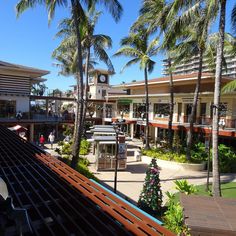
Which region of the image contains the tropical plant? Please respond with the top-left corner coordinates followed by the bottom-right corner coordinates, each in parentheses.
top-left (164, 191), bottom-right (189, 235)
top-left (114, 27), bottom-right (158, 149)
top-left (16, 0), bottom-right (123, 169)
top-left (174, 179), bottom-right (198, 195)
top-left (133, 0), bottom-right (176, 150)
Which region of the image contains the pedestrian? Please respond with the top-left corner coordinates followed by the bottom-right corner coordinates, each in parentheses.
top-left (48, 132), bottom-right (55, 149)
top-left (39, 135), bottom-right (45, 147)
top-left (16, 111), bottom-right (22, 120)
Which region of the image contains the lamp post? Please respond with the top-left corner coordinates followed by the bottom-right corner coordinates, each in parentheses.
top-left (113, 125), bottom-right (119, 193)
top-left (205, 128), bottom-right (212, 191)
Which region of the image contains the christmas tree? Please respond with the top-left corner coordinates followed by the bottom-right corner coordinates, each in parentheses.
top-left (138, 158), bottom-right (162, 216)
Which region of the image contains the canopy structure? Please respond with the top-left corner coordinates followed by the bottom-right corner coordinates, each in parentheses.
top-left (0, 125), bottom-right (174, 236)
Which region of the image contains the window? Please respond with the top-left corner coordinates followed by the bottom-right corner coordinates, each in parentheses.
top-left (200, 103), bottom-right (207, 116)
top-left (102, 89), bottom-right (106, 98)
top-left (117, 104), bottom-right (130, 117)
top-left (153, 103), bottom-right (170, 118)
top-left (219, 103), bottom-right (227, 117)
top-left (0, 100), bottom-right (16, 118)
top-left (133, 103), bottom-right (145, 118)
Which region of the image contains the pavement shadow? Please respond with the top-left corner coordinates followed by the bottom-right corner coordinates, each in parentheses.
top-left (126, 163), bottom-right (148, 174)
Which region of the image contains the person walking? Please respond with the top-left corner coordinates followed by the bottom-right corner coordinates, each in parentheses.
top-left (48, 132), bottom-right (55, 149)
top-left (16, 111), bottom-right (22, 120)
top-left (39, 135), bottom-right (45, 147)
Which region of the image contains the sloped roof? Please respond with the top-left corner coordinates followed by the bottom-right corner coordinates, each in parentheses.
top-left (0, 60), bottom-right (49, 77)
top-left (114, 72), bottom-right (235, 88)
top-left (0, 125), bottom-right (174, 236)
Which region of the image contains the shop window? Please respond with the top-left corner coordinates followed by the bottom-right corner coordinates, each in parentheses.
top-left (154, 103), bottom-right (170, 118)
top-left (133, 103), bottom-right (145, 118)
top-left (0, 100), bottom-right (16, 118)
top-left (117, 104), bottom-right (130, 117)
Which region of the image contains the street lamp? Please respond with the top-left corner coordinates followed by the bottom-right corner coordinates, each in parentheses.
top-left (113, 125), bottom-right (119, 193)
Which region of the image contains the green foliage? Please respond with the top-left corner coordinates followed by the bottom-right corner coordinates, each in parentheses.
top-left (142, 148), bottom-right (191, 163)
top-left (59, 157), bottom-right (97, 180)
top-left (217, 144), bottom-right (236, 173)
top-left (55, 139), bottom-right (91, 157)
top-left (164, 194), bottom-right (189, 235)
top-left (174, 180), bottom-right (198, 195)
top-left (138, 159), bottom-right (162, 216)
top-left (63, 125), bottom-right (73, 137)
top-left (142, 142), bottom-right (209, 164)
top-left (80, 139), bottom-right (91, 155)
top-left (191, 142), bottom-right (208, 163)
top-left (57, 141), bottom-right (65, 146)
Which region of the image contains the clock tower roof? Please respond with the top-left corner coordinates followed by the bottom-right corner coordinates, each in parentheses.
top-left (88, 68), bottom-right (115, 75)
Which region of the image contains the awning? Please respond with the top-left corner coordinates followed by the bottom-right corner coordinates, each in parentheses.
top-left (117, 99), bottom-right (132, 105)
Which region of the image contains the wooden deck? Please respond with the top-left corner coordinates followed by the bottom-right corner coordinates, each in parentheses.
top-left (180, 194), bottom-right (236, 236)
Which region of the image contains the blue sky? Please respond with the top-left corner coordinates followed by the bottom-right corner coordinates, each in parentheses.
top-left (0, 1), bottom-right (235, 91)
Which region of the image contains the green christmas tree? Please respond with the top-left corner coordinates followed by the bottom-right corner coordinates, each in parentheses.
top-left (138, 158), bottom-right (162, 216)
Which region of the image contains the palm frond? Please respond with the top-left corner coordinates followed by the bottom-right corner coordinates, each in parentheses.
top-left (120, 58), bottom-right (140, 73)
top-left (221, 80), bottom-right (236, 94)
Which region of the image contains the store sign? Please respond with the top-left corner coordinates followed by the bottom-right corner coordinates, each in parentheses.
top-left (118, 99), bottom-right (132, 105)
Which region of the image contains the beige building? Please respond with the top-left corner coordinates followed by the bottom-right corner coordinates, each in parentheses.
top-left (105, 72), bottom-right (236, 145)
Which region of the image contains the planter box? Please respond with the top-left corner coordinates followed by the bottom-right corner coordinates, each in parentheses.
top-left (142, 156), bottom-right (206, 171)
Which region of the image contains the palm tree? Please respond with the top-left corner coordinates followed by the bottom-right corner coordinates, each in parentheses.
top-left (133, 0), bottom-right (176, 150)
top-left (80, 10), bottom-right (114, 132)
top-left (114, 28), bottom-right (158, 149)
top-left (171, 5), bottom-right (217, 160)
top-left (209, 0), bottom-right (226, 197)
top-left (53, 12), bottom-right (114, 135)
top-left (16, 0), bottom-right (123, 169)
top-left (221, 33), bottom-right (236, 93)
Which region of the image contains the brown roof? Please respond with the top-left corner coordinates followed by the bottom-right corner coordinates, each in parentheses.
top-left (115, 72), bottom-right (235, 88)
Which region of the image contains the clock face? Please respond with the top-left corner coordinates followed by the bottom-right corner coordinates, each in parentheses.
top-left (99, 74), bottom-right (107, 83)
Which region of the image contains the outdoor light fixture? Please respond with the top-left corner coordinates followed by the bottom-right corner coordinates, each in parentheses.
top-left (113, 125), bottom-right (120, 194)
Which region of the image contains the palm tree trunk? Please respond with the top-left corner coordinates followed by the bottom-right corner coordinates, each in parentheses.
top-left (186, 48), bottom-right (203, 161)
top-left (71, 0), bottom-right (84, 169)
top-left (212, 0), bottom-right (226, 197)
top-left (82, 46), bottom-right (91, 135)
top-left (144, 67), bottom-right (150, 150)
top-left (167, 57), bottom-right (174, 150)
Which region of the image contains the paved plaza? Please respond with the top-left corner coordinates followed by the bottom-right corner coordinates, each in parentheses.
top-left (44, 140), bottom-right (236, 204)
top-left (85, 139), bottom-right (236, 203)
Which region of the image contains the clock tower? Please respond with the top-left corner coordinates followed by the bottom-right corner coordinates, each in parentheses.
top-left (88, 69), bottom-right (113, 100)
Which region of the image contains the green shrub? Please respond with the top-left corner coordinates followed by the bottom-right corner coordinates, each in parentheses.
top-left (164, 192), bottom-right (189, 235)
top-left (142, 148), bottom-right (196, 163)
top-left (80, 139), bottom-right (91, 155)
top-left (174, 180), bottom-right (198, 195)
top-left (191, 142), bottom-right (207, 163)
top-left (217, 144), bottom-right (236, 173)
top-left (59, 157), bottom-right (97, 180)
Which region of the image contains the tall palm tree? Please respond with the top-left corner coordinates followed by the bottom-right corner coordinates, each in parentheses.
top-left (54, 12), bottom-right (114, 134)
top-left (172, 4), bottom-right (217, 160)
top-left (211, 0), bottom-right (227, 197)
top-left (16, 0), bottom-right (122, 169)
top-left (133, 0), bottom-right (176, 150)
top-left (80, 10), bottom-right (114, 132)
top-left (114, 28), bottom-right (158, 149)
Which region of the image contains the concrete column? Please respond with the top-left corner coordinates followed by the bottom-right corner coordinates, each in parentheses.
top-left (102, 103), bottom-right (106, 125)
top-left (130, 123), bottom-right (134, 139)
top-left (129, 103), bottom-right (133, 119)
top-left (29, 123), bottom-right (34, 142)
top-left (155, 127), bottom-right (158, 142)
